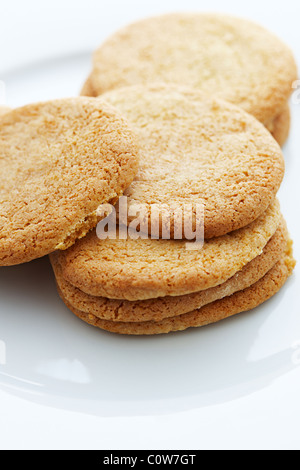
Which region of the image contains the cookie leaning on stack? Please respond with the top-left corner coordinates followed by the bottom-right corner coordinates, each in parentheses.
top-left (81, 13), bottom-right (298, 146)
top-left (50, 86), bottom-right (295, 335)
top-left (0, 98), bottom-right (139, 266)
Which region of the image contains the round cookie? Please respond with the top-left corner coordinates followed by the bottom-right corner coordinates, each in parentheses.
top-left (58, 242), bottom-right (295, 335)
top-left (50, 218), bottom-right (288, 322)
top-left (86, 13), bottom-right (297, 126)
top-left (99, 84), bottom-right (285, 239)
top-left (0, 98), bottom-right (139, 266)
top-left (56, 200), bottom-right (281, 301)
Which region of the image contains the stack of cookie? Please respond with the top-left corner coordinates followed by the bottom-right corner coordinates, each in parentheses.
top-left (0, 13), bottom-right (297, 336)
top-left (50, 84), bottom-right (295, 335)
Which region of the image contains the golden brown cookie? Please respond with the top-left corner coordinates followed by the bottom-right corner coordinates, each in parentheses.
top-left (0, 98), bottom-right (139, 266)
top-left (97, 84), bottom-right (285, 239)
top-left (58, 240), bottom-right (295, 335)
top-left (50, 217), bottom-right (288, 322)
top-left (84, 13), bottom-right (297, 127)
top-left (55, 200), bottom-right (281, 301)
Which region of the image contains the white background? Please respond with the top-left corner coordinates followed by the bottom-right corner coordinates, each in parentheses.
top-left (0, 0), bottom-right (300, 450)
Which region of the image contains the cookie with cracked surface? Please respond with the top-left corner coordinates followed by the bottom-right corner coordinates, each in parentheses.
top-left (50, 217), bottom-right (288, 322)
top-left (97, 84), bottom-right (284, 239)
top-left (57, 240), bottom-right (296, 335)
top-left (85, 13), bottom-right (297, 128)
top-left (0, 98), bottom-right (139, 266)
top-left (55, 200), bottom-right (281, 301)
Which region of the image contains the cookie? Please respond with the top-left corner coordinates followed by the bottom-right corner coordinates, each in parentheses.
top-left (50, 217), bottom-right (288, 322)
top-left (58, 241), bottom-right (295, 335)
top-left (98, 84), bottom-right (284, 239)
top-left (84, 13), bottom-right (297, 129)
top-left (55, 200), bottom-right (281, 301)
top-left (0, 98), bottom-right (139, 266)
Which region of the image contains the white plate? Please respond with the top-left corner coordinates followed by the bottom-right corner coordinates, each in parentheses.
top-left (1, 9), bottom-right (300, 451)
